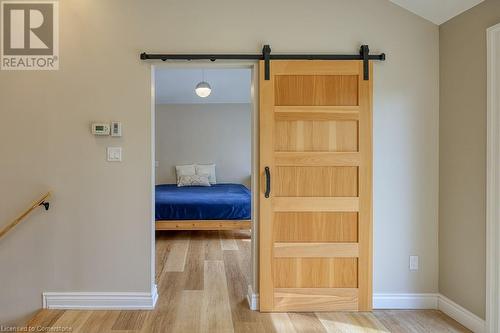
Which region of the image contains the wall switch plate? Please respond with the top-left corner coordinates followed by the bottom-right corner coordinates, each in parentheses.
top-left (409, 255), bottom-right (419, 271)
top-left (155, 161), bottom-right (159, 167)
top-left (111, 121), bottom-right (122, 137)
top-left (107, 147), bottom-right (122, 162)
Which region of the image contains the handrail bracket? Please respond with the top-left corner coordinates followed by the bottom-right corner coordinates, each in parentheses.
top-left (39, 201), bottom-right (50, 211)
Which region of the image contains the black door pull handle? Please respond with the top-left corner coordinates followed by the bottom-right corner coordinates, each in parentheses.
top-left (264, 167), bottom-right (271, 198)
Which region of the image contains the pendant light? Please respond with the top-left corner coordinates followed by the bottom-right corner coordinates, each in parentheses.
top-left (195, 69), bottom-right (211, 98)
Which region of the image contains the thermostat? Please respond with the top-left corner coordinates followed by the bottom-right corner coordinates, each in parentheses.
top-left (91, 123), bottom-right (110, 136)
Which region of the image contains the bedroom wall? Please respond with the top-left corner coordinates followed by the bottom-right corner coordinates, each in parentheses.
top-left (439, 0), bottom-right (500, 319)
top-left (0, 0), bottom-right (438, 324)
top-left (155, 103), bottom-right (252, 186)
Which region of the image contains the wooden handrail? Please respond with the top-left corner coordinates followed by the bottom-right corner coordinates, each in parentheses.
top-left (0, 192), bottom-right (51, 240)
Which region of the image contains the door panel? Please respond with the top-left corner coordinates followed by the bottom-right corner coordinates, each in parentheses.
top-left (274, 166), bottom-right (358, 197)
top-left (259, 60), bottom-right (372, 312)
top-left (274, 75), bottom-right (359, 106)
top-left (273, 212), bottom-right (358, 243)
top-left (273, 288), bottom-right (358, 312)
top-left (274, 119), bottom-right (358, 152)
top-left (274, 258), bottom-right (358, 288)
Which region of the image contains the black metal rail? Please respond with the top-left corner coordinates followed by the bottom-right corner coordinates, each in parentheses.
top-left (140, 45), bottom-right (385, 80)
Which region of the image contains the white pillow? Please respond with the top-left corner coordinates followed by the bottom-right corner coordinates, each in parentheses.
top-left (177, 174), bottom-right (211, 187)
top-left (195, 164), bottom-right (216, 184)
top-left (175, 164), bottom-right (195, 183)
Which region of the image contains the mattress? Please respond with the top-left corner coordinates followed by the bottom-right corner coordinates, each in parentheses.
top-left (155, 183), bottom-right (251, 221)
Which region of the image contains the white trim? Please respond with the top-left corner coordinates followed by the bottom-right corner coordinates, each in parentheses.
top-left (150, 65), bottom-right (158, 312)
top-left (246, 291), bottom-right (484, 332)
top-left (151, 283), bottom-right (159, 308)
top-left (247, 292), bottom-right (438, 310)
top-left (249, 62), bottom-right (260, 301)
top-left (247, 292), bottom-right (440, 311)
top-left (439, 295), bottom-right (486, 333)
top-left (373, 293), bottom-right (438, 309)
top-left (42, 285), bottom-right (158, 310)
top-left (247, 284), bottom-right (259, 310)
top-left (487, 22), bottom-right (500, 333)
top-left (374, 294), bottom-right (486, 332)
top-left (151, 61), bottom-right (260, 296)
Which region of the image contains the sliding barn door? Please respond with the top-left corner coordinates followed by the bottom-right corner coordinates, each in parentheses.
top-left (259, 60), bottom-right (372, 312)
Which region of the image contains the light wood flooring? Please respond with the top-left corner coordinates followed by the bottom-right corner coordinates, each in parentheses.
top-left (25, 230), bottom-right (471, 332)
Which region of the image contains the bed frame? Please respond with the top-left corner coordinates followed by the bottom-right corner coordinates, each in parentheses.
top-left (155, 220), bottom-right (252, 231)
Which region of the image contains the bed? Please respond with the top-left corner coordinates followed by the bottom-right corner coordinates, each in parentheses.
top-left (155, 183), bottom-right (252, 230)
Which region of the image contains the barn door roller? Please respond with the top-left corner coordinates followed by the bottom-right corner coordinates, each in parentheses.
top-left (140, 44), bottom-right (385, 81)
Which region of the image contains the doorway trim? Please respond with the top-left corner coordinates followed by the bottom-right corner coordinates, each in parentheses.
top-left (486, 22), bottom-right (500, 333)
top-left (149, 61), bottom-right (260, 307)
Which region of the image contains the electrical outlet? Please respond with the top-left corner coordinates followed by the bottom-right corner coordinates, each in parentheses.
top-left (409, 255), bottom-right (419, 271)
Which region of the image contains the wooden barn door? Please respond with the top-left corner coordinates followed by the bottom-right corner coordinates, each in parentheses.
top-left (259, 60), bottom-right (372, 312)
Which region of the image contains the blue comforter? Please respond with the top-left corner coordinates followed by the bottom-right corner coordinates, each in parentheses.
top-left (155, 183), bottom-right (251, 220)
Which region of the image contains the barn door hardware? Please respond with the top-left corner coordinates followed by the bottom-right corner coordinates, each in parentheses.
top-left (140, 45), bottom-right (385, 81)
top-left (360, 45), bottom-right (370, 80)
top-left (262, 45), bottom-right (271, 80)
top-left (264, 166), bottom-right (271, 198)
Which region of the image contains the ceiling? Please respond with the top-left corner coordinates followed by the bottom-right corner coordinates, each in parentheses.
top-left (389, 0), bottom-right (484, 25)
top-left (155, 68), bottom-right (251, 104)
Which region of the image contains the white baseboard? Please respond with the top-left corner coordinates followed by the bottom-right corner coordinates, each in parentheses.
top-left (247, 285), bottom-right (259, 310)
top-left (438, 295), bottom-right (485, 333)
top-left (374, 293), bottom-right (486, 332)
top-left (245, 291), bottom-right (485, 332)
top-left (373, 293), bottom-right (438, 309)
top-left (45, 286), bottom-right (482, 332)
top-left (246, 291), bottom-right (438, 311)
top-left (42, 284), bottom-right (158, 310)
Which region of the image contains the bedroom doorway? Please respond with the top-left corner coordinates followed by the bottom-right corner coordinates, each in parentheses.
top-left (150, 62), bottom-right (259, 316)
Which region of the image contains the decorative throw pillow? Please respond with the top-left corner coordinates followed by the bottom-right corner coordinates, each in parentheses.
top-left (175, 164), bottom-right (195, 182)
top-left (177, 174), bottom-right (211, 187)
top-left (195, 164), bottom-right (216, 184)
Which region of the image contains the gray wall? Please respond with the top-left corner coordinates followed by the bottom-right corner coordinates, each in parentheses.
top-left (439, 0), bottom-right (500, 319)
top-left (155, 104), bottom-right (251, 186)
top-left (0, 0), bottom-right (439, 324)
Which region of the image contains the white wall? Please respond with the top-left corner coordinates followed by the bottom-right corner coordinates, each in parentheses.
top-left (439, 0), bottom-right (500, 319)
top-left (155, 104), bottom-right (251, 186)
top-left (0, 0), bottom-right (438, 324)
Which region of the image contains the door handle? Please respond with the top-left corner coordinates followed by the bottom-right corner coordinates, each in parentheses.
top-left (264, 167), bottom-right (271, 198)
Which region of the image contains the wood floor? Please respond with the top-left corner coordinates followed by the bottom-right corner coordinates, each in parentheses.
top-left (26, 230), bottom-right (471, 332)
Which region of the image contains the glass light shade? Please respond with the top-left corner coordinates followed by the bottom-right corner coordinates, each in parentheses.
top-left (195, 81), bottom-right (212, 97)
